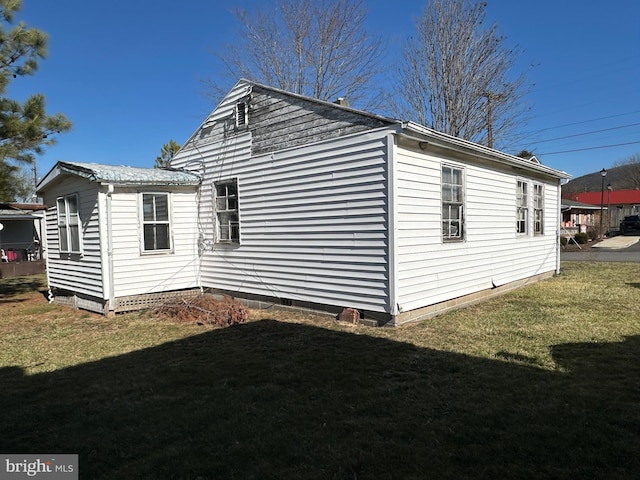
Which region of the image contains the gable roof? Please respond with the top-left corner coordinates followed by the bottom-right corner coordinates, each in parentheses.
top-left (37, 161), bottom-right (202, 193)
top-left (193, 79), bottom-right (569, 181)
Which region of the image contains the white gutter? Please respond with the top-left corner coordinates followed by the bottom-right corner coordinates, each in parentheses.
top-left (401, 122), bottom-right (570, 180)
top-left (386, 132), bottom-right (399, 316)
top-left (106, 184), bottom-right (115, 312)
top-left (42, 210), bottom-right (54, 303)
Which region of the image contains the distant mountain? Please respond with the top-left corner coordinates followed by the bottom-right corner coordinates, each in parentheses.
top-left (562, 163), bottom-right (640, 193)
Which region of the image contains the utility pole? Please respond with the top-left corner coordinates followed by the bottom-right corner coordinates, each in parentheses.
top-left (484, 92), bottom-right (501, 149)
top-left (486, 95), bottom-right (494, 149)
top-left (32, 161), bottom-right (38, 203)
top-left (599, 168), bottom-right (607, 238)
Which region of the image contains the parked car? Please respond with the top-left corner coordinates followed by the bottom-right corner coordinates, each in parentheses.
top-left (620, 215), bottom-right (640, 234)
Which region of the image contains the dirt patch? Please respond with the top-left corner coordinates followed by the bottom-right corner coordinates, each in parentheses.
top-left (561, 239), bottom-right (602, 252)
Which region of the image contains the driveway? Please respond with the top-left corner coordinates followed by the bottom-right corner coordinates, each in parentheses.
top-left (561, 236), bottom-right (640, 263)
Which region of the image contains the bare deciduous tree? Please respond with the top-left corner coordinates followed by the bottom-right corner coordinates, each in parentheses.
top-left (613, 152), bottom-right (640, 189)
top-left (392, 0), bottom-right (530, 149)
top-left (207, 0), bottom-right (385, 109)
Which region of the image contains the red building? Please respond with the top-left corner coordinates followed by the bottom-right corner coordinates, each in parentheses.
top-left (562, 190), bottom-right (640, 230)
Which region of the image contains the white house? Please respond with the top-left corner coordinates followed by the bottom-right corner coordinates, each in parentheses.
top-left (37, 79), bottom-right (569, 324)
top-left (36, 162), bottom-right (202, 314)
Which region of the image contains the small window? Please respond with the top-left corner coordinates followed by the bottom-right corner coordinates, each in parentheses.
top-left (235, 102), bottom-right (247, 127)
top-left (215, 180), bottom-right (240, 243)
top-left (516, 180), bottom-right (528, 235)
top-left (442, 165), bottom-right (464, 241)
top-left (533, 184), bottom-right (544, 235)
top-left (142, 193), bottom-right (171, 251)
top-left (57, 194), bottom-right (82, 254)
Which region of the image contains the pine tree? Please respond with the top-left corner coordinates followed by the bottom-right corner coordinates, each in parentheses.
top-left (0, 0), bottom-right (72, 201)
top-left (154, 140), bottom-right (181, 169)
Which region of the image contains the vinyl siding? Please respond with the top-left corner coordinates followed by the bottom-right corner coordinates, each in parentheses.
top-left (179, 81), bottom-right (253, 154)
top-left (41, 177), bottom-right (104, 298)
top-left (169, 79), bottom-right (565, 319)
top-left (174, 127), bottom-right (392, 313)
top-left (394, 143), bottom-right (559, 312)
top-left (106, 186), bottom-right (200, 298)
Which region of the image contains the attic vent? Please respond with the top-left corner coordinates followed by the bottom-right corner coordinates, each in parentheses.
top-left (334, 97), bottom-right (349, 107)
top-left (235, 102), bottom-right (248, 127)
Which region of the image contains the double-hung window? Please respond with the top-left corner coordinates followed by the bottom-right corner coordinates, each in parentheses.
top-left (442, 165), bottom-right (465, 241)
top-left (533, 184), bottom-right (544, 235)
top-left (516, 180), bottom-right (528, 234)
top-left (215, 180), bottom-right (240, 243)
top-left (57, 194), bottom-right (82, 254)
top-left (142, 193), bottom-right (171, 251)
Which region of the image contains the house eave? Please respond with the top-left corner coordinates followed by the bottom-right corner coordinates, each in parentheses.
top-left (400, 122), bottom-right (570, 180)
top-left (0, 213), bottom-right (38, 220)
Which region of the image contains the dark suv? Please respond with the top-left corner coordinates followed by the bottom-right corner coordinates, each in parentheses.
top-left (620, 215), bottom-right (640, 234)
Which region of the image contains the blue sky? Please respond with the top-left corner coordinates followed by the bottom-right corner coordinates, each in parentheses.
top-left (9, 0), bottom-right (640, 185)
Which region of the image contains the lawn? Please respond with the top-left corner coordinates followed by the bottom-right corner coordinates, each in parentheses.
top-left (1, 262), bottom-right (639, 479)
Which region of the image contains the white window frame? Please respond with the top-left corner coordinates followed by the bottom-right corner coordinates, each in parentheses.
top-left (214, 179), bottom-right (240, 243)
top-left (533, 183), bottom-right (544, 235)
top-left (140, 192), bottom-right (172, 253)
top-left (56, 194), bottom-right (82, 254)
top-left (516, 180), bottom-right (528, 235)
top-left (442, 164), bottom-right (465, 242)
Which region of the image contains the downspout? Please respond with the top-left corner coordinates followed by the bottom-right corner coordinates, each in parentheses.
top-left (387, 133), bottom-right (399, 320)
top-left (106, 184), bottom-right (115, 312)
top-left (39, 212), bottom-right (54, 303)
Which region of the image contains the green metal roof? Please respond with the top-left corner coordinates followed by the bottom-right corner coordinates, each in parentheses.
top-left (37, 161), bottom-right (202, 192)
top-left (56, 161), bottom-right (202, 185)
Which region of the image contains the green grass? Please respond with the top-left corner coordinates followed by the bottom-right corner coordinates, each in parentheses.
top-left (1, 264), bottom-right (639, 479)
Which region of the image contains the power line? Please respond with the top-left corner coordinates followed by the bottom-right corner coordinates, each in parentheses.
top-left (521, 110), bottom-right (640, 136)
top-left (540, 141), bottom-right (640, 156)
top-left (535, 122), bottom-right (640, 144)
top-left (528, 54), bottom-right (640, 95)
top-left (523, 55), bottom-right (640, 100)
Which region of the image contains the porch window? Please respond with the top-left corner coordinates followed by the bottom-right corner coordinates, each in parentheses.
top-left (142, 193), bottom-right (171, 251)
top-left (533, 184), bottom-right (544, 235)
top-left (442, 165), bottom-right (464, 241)
top-left (57, 194), bottom-right (82, 254)
top-left (516, 180), bottom-right (528, 235)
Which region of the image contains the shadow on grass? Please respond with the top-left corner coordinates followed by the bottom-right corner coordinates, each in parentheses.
top-left (1, 321), bottom-right (638, 479)
top-left (0, 275), bottom-right (46, 302)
